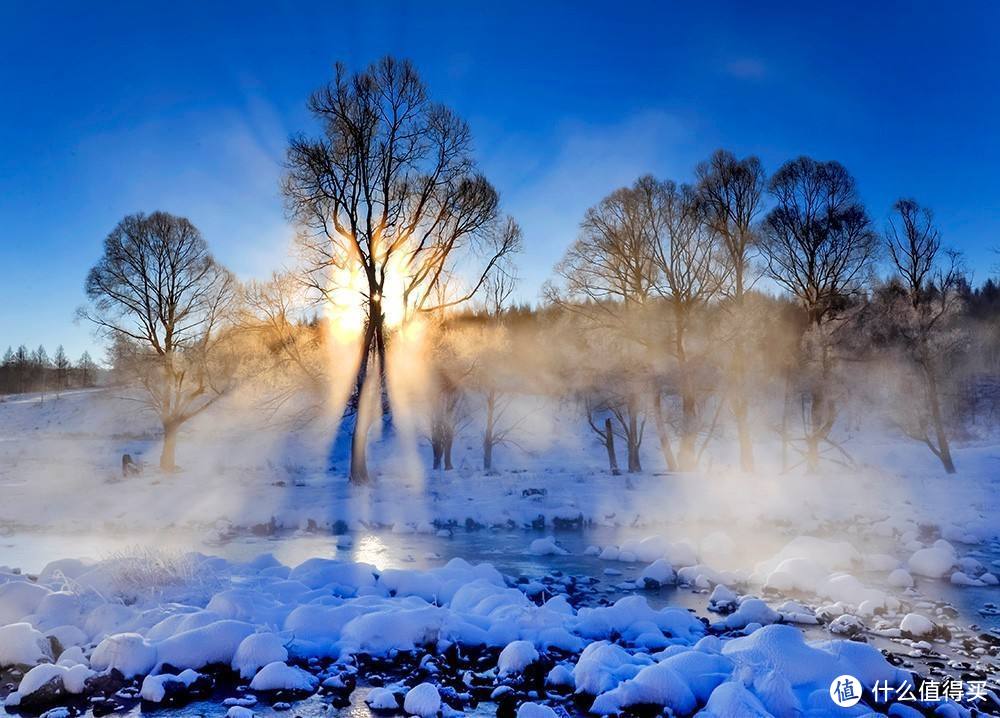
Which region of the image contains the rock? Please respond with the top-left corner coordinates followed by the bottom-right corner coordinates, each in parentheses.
top-left (829, 614), bottom-right (866, 639)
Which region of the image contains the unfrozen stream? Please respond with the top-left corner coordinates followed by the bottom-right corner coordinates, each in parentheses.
top-left (2, 524), bottom-right (998, 632)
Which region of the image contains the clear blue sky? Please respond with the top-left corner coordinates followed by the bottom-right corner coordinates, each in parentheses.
top-left (1, 1), bottom-right (998, 360)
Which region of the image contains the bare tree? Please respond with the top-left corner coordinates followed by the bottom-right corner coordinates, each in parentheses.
top-left (475, 270), bottom-right (524, 473)
top-left (549, 177), bottom-right (660, 471)
top-left (696, 150), bottom-right (766, 472)
top-left (881, 199), bottom-right (962, 473)
top-left (284, 57), bottom-right (519, 484)
top-left (82, 211), bottom-right (237, 471)
top-left (763, 157), bottom-right (877, 471)
top-left (648, 179), bottom-right (725, 470)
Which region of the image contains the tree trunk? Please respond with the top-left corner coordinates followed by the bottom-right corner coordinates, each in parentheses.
top-left (652, 392), bottom-right (678, 472)
top-left (627, 394), bottom-right (642, 473)
top-left (348, 312), bottom-right (382, 485)
top-left (432, 436), bottom-right (443, 470)
top-left (484, 390), bottom-right (496, 472)
top-left (604, 418), bottom-right (620, 475)
top-left (678, 391), bottom-right (696, 471)
top-left (160, 422), bottom-right (178, 472)
top-left (805, 385), bottom-right (824, 473)
top-left (444, 431), bottom-right (454, 471)
top-left (925, 365), bottom-right (957, 474)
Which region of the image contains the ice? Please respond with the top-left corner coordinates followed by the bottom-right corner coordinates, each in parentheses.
top-left (248, 661), bottom-right (319, 692)
top-left (403, 682), bottom-right (441, 717)
top-left (497, 639), bottom-right (540, 675)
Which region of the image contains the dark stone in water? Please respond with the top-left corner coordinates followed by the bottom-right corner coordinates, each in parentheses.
top-left (83, 669), bottom-right (127, 697)
top-left (16, 676), bottom-right (65, 712)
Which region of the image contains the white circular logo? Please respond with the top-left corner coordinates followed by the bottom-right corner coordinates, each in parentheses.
top-left (830, 674), bottom-right (862, 707)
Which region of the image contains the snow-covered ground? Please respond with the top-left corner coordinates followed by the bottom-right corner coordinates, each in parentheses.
top-left (0, 388), bottom-right (998, 716)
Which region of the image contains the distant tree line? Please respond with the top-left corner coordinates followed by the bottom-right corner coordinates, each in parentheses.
top-left (0, 345), bottom-right (99, 397)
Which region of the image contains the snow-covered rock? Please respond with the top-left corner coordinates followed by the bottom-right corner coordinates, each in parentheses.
top-left (140, 669), bottom-right (206, 702)
top-left (90, 632), bottom-right (157, 678)
top-left (899, 613), bottom-right (935, 637)
top-left (638, 559), bottom-right (675, 587)
top-left (516, 702), bottom-right (558, 718)
top-left (403, 682), bottom-right (441, 717)
top-left (546, 663), bottom-right (574, 687)
top-left (0, 622), bottom-right (52, 667)
top-left (365, 686), bottom-right (400, 710)
top-left (232, 633), bottom-right (288, 679)
top-left (908, 545), bottom-right (956, 578)
top-left (497, 640), bottom-right (540, 675)
top-left (887, 568), bottom-right (914, 588)
top-left (248, 661), bottom-right (318, 692)
top-left (721, 598), bottom-right (779, 630)
top-left (526, 537), bottom-right (567, 556)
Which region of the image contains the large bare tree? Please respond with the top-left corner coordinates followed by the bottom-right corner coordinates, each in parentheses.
top-left (696, 150), bottom-right (766, 472)
top-left (763, 157), bottom-right (876, 471)
top-left (82, 211), bottom-right (236, 470)
top-left (283, 57), bottom-right (519, 484)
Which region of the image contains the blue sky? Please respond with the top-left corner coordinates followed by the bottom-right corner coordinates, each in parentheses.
top-left (1, 1), bottom-right (998, 360)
